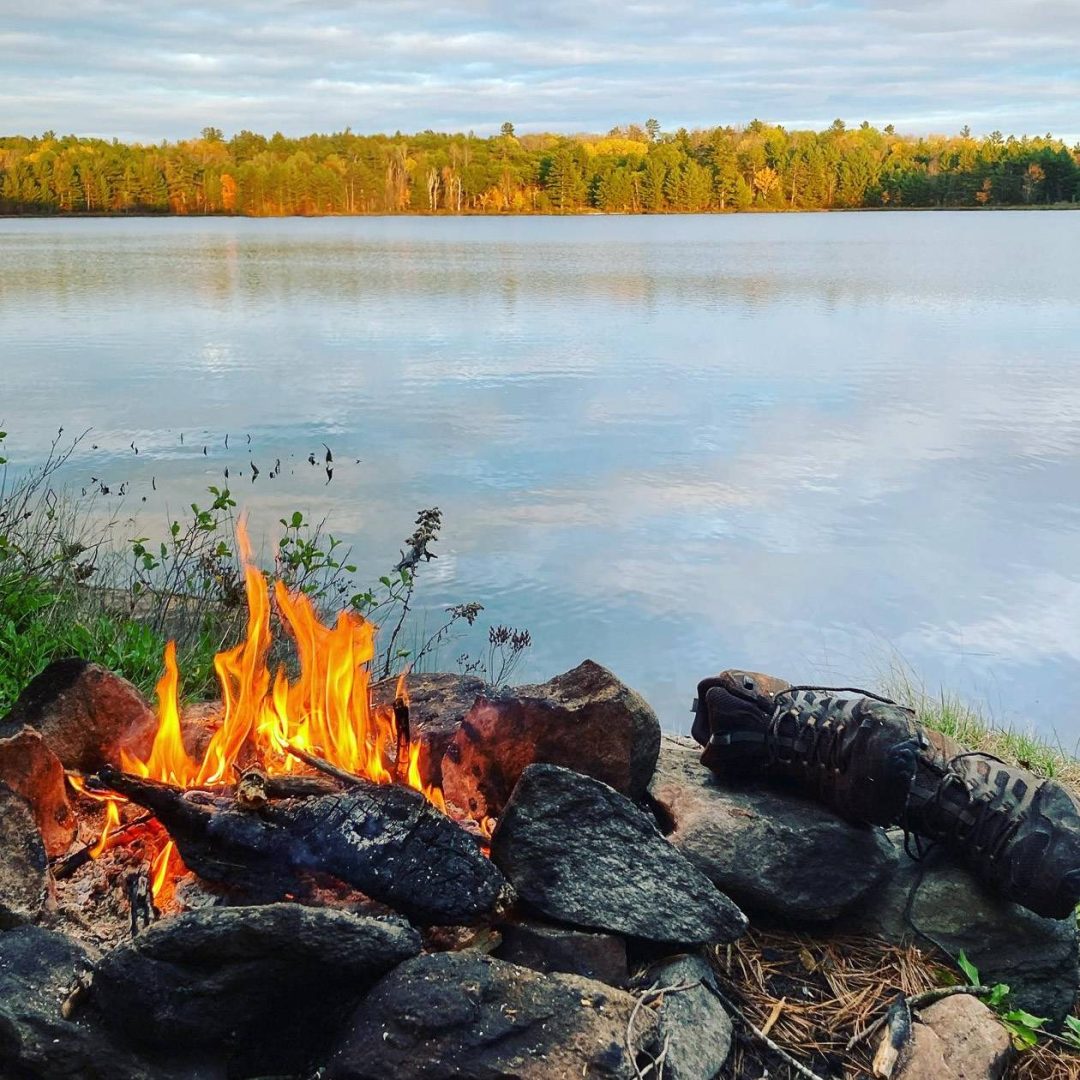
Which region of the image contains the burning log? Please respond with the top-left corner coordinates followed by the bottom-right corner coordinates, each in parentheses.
top-left (94, 766), bottom-right (507, 924)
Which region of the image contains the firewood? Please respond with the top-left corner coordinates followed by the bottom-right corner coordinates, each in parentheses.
top-left (93, 766), bottom-right (507, 924)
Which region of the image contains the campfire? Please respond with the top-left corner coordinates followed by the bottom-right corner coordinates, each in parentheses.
top-left (4, 546), bottom-right (1062, 1080)
top-left (71, 524), bottom-right (447, 909)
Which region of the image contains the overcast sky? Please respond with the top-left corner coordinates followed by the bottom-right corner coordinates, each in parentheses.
top-left (1, 0), bottom-right (1077, 142)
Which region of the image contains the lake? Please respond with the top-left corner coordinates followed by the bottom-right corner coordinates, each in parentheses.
top-left (2, 212), bottom-right (1079, 740)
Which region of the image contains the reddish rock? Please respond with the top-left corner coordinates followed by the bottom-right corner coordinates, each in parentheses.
top-left (0, 658), bottom-right (157, 772)
top-left (180, 701), bottom-right (223, 761)
top-left (887, 994), bottom-right (1012, 1080)
top-left (441, 660), bottom-right (661, 824)
top-left (0, 783), bottom-right (49, 928)
top-left (372, 673), bottom-right (489, 788)
top-left (0, 725), bottom-right (76, 856)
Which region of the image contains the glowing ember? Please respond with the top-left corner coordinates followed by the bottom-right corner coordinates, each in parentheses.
top-left (80, 522), bottom-right (442, 900)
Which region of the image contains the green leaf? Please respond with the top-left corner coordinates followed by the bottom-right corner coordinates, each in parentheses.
top-left (291, 511), bottom-right (303, 528)
top-left (988, 984), bottom-right (1010, 1008)
top-left (956, 951), bottom-right (980, 986)
top-left (1003, 1009), bottom-right (1047, 1031)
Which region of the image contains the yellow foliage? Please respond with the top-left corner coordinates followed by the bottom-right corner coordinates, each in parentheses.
top-left (583, 138), bottom-right (649, 159)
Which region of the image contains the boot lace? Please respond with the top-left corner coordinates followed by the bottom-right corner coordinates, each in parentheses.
top-left (907, 750), bottom-right (1022, 864)
top-left (764, 685), bottom-right (900, 774)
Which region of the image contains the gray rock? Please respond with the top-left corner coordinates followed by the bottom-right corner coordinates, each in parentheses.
top-left (0, 926), bottom-right (183, 1080)
top-left (327, 949), bottom-right (660, 1079)
top-left (94, 903), bottom-right (422, 1076)
top-left (640, 953), bottom-right (732, 1080)
top-left (0, 782), bottom-right (49, 928)
top-left (491, 764), bottom-right (747, 945)
top-left (853, 835), bottom-right (1078, 1024)
top-left (0, 725), bottom-right (76, 857)
top-left (372, 672), bottom-right (490, 788)
top-left (441, 660), bottom-right (661, 825)
top-left (0, 657), bottom-right (157, 772)
top-left (495, 918), bottom-right (629, 986)
top-left (649, 735), bottom-right (898, 921)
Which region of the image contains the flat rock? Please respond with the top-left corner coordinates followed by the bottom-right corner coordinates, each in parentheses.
top-left (649, 735), bottom-right (898, 921)
top-left (641, 953), bottom-right (732, 1080)
top-left (0, 782), bottom-right (49, 927)
top-left (0, 725), bottom-right (77, 856)
top-left (326, 950), bottom-right (660, 1079)
top-left (495, 918), bottom-right (629, 986)
top-left (491, 764), bottom-right (747, 945)
top-left (890, 994), bottom-right (1012, 1080)
top-left (852, 834), bottom-right (1078, 1024)
top-left (441, 660), bottom-right (662, 826)
top-left (0, 658), bottom-right (157, 772)
top-left (372, 672), bottom-right (490, 788)
top-left (93, 903), bottom-right (422, 1076)
top-left (0, 926), bottom-right (183, 1080)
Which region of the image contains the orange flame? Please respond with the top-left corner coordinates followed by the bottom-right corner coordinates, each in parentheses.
top-left (110, 520), bottom-right (443, 901)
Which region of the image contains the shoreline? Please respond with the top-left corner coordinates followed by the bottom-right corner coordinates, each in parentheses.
top-left (2, 203), bottom-right (1078, 221)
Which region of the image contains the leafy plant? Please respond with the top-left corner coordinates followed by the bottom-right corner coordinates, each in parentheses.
top-left (955, 951), bottom-right (1048, 1050)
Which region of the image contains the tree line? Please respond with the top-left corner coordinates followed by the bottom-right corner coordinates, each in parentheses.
top-left (1, 119), bottom-right (1077, 216)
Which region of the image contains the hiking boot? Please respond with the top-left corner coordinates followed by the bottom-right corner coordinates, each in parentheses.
top-left (692, 670), bottom-right (924, 826)
top-left (904, 729), bottom-right (1080, 919)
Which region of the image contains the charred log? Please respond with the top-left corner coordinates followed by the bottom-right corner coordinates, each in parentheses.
top-left (94, 766), bottom-right (506, 924)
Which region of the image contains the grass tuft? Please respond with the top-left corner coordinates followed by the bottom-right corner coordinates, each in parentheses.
top-left (881, 662), bottom-right (1080, 794)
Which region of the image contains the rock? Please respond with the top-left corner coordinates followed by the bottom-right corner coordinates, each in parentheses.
top-left (179, 700), bottom-right (222, 761)
top-left (93, 903), bottom-right (422, 1076)
top-left (327, 950), bottom-right (660, 1079)
top-left (0, 658), bottom-right (157, 772)
top-left (0, 926), bottom-right (182, 1080)
top-left (853, 835), bottom-right (1078, 1024)
top-left (495, 918), bottom-right (629, 986)
top-left (640, 953), bottom-right (732, 1080)
top-left (491, 764), bottom-right (746, 945)
top-left (441, 660), bottom-right (662, 826)
top-left (889, 994), bottom-right (1012, 1080)
top-left (0, 725), bottom-right (77, 856)
top-left (372, 672), bottom-right (490, 788)
top-left (0, 782), bottom-right (49, 927)
top-left (649, 735), bottom-right (898, 921)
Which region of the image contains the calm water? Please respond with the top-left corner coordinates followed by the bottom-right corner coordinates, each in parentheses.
top-left (2, 213), bottom-right (1079, 740)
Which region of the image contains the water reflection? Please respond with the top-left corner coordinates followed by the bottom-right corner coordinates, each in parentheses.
top-left (1, 213), bottom-right (1079, 740)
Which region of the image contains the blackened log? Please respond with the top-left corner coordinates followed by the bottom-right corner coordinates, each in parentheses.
top-left (94, 766), bottom-right (506, 924)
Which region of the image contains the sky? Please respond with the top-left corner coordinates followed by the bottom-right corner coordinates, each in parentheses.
top-left (0, 0), bottom-right (1077, 142)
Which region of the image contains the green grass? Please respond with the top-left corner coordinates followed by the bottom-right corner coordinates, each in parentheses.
top-left (882, 665), bottom-right (1080, 791)
top-left (0, 571), bottom-right (226, 713)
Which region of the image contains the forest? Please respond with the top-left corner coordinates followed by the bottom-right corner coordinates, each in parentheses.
top-left (1, 119), bottom-right (1077, 216)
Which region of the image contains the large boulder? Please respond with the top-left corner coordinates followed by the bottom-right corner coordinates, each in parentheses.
top-left (491, 764), bottom-right (747, 945)
top-left (0, 782), bottom-right (49, 927)
top-left (0, 658), bottom-right (157, 772)
top-left (93, 903), bottom-right (421, 1076)
top-left (372, 673), bottom-right (490, 788)
top-left (889, 994), bottom-right (1012, 1080)
top-left (0, 926), bottom-right (178, 1080)
top-left (853, 835), bottom-right (1078, 1024)
top-left (0, 725), bottom-right (76, 857)
top-left (441, 660), bottom-right (661, 825)
top-left (640, 953), bottom-right (733, 1080)
top-left (649, 735), bottom-right (898, 921)
top-left (326, 950), bottom-right (660, 1079)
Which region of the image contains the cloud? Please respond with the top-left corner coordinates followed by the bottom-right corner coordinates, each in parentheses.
top-left (0, 0), bottom-right (1076, 139)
